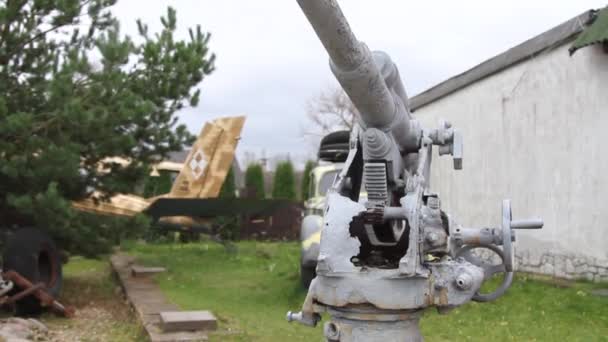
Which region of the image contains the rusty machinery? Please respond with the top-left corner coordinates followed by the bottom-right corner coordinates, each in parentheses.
top-left (286, 1), bottom-right (543, 341)
top-left (0, 270), bottom-right (74, 317)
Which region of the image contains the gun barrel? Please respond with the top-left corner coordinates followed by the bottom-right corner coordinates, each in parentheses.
top-left (297, 0), bottom-right (396, 127)
top-left (296, 0), bottom-right (363, 72)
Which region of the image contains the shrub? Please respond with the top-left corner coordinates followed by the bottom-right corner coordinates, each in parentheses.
top-left (245, 164), bottom-right (265, 199)
top-left (272, 161), bottom-right (296, 200)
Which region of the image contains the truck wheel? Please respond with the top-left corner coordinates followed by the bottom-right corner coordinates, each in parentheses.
top-left (2, 228), bottom-right (63, 316)
top-left (300, 264), bottom-right (316, 289)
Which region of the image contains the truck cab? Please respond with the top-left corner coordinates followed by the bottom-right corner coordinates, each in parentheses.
top-left (300, 163), bottom-right (343, 287)
top-left (300, 130), bottom-right (352, 288)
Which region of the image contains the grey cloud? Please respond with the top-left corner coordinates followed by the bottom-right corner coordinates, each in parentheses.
top-left (112, 0), bottom-right (607, 168)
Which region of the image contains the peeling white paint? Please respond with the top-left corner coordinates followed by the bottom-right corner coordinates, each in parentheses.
top-left (317, 193), bottom-right (364, 273)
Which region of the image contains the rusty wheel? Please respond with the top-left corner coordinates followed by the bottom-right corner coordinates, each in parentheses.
top-left (3, 228), bottom-right (63, 316)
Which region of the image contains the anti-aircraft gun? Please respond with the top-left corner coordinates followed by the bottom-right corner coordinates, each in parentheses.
top-left (286, 1), bottom-right (544, 341)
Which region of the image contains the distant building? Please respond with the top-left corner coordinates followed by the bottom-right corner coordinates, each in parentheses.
top-left (411, 8), bottom-right (608, 281)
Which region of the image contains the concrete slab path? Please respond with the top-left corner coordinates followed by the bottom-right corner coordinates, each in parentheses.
top-left (111, 253), bottom-right (209, 342)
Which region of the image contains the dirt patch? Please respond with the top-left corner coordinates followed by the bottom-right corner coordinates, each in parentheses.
top-left (40, 258), bottom-right (145, 342)
top-left (0, 317), bottom-right (49, 341)
top-left (45, 305), bottom-right (140, 342)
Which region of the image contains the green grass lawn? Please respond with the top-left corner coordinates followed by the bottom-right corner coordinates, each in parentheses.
top-left (124, 240), bottom-right (608, 342)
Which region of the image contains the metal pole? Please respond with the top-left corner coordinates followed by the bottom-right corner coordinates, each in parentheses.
top-left (324, 306), bottom-right (423, 342)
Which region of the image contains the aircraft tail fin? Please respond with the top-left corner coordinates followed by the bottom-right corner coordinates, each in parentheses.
top-left (168, 116), bottom-right (246, 199)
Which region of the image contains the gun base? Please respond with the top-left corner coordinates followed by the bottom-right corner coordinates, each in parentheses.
top-left (323, 306), bottom-right (423, 342)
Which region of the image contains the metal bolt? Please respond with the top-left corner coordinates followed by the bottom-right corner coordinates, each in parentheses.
top-left (324, 322), bottom-right (340, 341)
top-left (286, 311), bottom-right (300, 323)
top-left (455, 273), bottom-right (473, 291)
top-left (426, 232), bottom-right (439, 245)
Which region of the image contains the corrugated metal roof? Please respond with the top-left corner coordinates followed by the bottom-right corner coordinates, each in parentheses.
top-left (410, 10), bottom-right (595, 111)
top-left (570, 7), bottom-right (608, 55)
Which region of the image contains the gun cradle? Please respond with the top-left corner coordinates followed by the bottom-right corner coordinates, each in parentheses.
top-left (288, 0), bottom-right (543, 340)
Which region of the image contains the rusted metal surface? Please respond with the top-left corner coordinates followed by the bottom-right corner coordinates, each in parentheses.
top-left (1, 271), bottom-right (75, 317)
top-left (5, 283), bottom-right (45, 304)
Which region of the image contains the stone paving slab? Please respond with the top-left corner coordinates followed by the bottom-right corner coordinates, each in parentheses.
top-left (124, 279), bottom-right (158, 289)
top-left (591, 288), bottom-right (608, 297)
top-left (160, 311), bottom-right (217, 332)
top-left (111, 253), bottom-right (209, 342)
top-left (132, 266), bottom-right (167, 277)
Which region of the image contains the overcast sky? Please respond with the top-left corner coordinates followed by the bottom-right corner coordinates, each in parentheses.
top-left (112, 0), bottom-right (605, 167)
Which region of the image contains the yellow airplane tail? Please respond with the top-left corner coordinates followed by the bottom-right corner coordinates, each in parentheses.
top-left (72, 116), bottom-right (246, 217)
top-left (168, 116), bottom-right (246, 199)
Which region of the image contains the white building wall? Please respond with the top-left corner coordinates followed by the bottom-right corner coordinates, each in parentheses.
top-left (414, 43), bottom-right (608, 281)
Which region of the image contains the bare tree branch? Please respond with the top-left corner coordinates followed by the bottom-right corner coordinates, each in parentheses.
top-left (304, 87), bottom-right (358, 137)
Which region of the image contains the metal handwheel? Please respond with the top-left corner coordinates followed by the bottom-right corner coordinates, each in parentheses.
top-left (456, 244), bottom-right (514, 302)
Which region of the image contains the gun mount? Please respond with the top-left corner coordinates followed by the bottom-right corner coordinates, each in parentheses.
top-left (287, 1), bottom-right (543, 341)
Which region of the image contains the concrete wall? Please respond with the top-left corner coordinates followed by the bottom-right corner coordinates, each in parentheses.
top-left (413, 43), bottom-right (608, 281)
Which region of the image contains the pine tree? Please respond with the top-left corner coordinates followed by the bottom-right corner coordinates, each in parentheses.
top-left (272, 161), bottom-right (296, 200)
top-left (219, 166), bottom-right (236, 198)
top-left (245, 164), bottom-right (265, 199)
top-left (216, 165), bottom-right (239, 240)
top-left (301, 160), bottom-right (315, 200)
top-left (0, 2), bottom-right (215, 255)
top-left (143, 171), bottom-right (174, 198)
